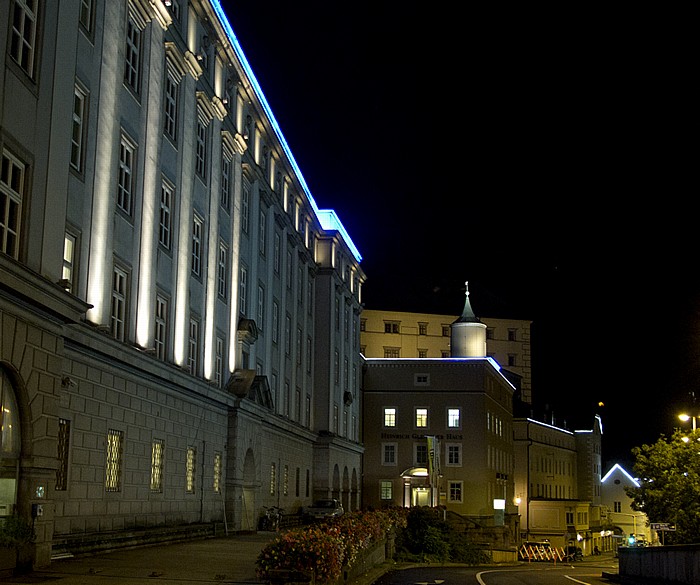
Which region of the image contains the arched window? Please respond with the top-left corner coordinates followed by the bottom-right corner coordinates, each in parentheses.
top-left (0, 368), bottom-right (20, 516)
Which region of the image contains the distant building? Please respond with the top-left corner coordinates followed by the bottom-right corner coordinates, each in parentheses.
top-left (600, 464), bottom-right (651, 547)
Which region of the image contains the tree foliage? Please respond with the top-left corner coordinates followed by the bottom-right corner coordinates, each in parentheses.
top-left (626, 429), bottom-right (700, 544)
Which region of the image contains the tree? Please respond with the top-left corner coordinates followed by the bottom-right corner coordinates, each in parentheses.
top-left (625, 429), bottom-right (700, 544)
top-left (0, 514), bottom-right (35, 573)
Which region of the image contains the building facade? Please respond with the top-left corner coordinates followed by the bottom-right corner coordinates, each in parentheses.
top-left (0, 0), bottom-right (364, 570)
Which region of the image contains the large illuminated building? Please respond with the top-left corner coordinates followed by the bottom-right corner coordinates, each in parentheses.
top-left (0, 0), bottom-right (363, 571)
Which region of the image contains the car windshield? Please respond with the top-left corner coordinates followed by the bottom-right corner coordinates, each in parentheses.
top-left (315, 500), bottom-right (335, 508)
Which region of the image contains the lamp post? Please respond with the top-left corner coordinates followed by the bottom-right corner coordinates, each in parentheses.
top-left (678, 413), bottom-right (698, 431)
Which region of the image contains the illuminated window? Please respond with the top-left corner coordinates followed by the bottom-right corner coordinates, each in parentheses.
top-left (380, 481), bottom-right (393, 500)
top-left (155, 295), bottom-right (168, 360)
top-left (117, 135), bottom-right (135, 215)
top-left (283, 465), bottom-right (289, 496)
top-left (415, 408), bottom-right (428, 428)
top-left (382, 443), bottom-right (397, 465)
top-left (159, 182), bottom-right (173, 249)
top-left (164, 71), bottom-right (178, 141)
top-left (415, 444), bottom-right (428, 465)
top-left (111, 266), bottom-right (128, 341)
top-left (71, 86), bottom-right (87, 172)
top-left (186, 447), bottom-right (196, 493)
top-left (56, 418), bottom-right (70, 491)
top-left (188, 317), bottom-right (199, 375)
top-left (79, 0), bottom-right (94, 33)
top-left (105, 429), bottom-right (123, 492)
top-left (213, 452), bottom-right (222, 493)
top-left (150, 439), bottom-right (164, 492)
top-left (384, 408), bottom-right (396, 427)
top-left (191, 215), bottom-right (202, 275)
top-left (448, 481), bottom-right (463, 503)
top-left (218, 241), bottom-right (227, 298)
top-left (62, 232), bottom-right (77, 290)
top-left (221, 150), bottom-right (231, 210)
top-left (448, 408), bottom-right (461, 428)
top-left (270, 463), bottom-right (276, 495)
top-left (239, 267), bottom-right (247, 314)
top-left (124, 14), bottom-right (142, 93)
top-left (9, 0), bottom-right (37, 77)
top-left (215, 337), bottom-right (224, 388)
top-left (446, 443), bottom-right (462, 466)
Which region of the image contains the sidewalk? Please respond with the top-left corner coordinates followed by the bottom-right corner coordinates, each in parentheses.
top-left (4, 531), bottom-right (392, 585)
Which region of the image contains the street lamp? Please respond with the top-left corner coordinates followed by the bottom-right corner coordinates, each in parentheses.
top-left (678, 413), bottom-right (698, 431)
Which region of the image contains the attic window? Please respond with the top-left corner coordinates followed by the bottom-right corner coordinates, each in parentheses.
top-left (414, 374), bottom-right (430, 386)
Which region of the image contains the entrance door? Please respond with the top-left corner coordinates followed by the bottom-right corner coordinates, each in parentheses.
top-left (412, 487), bottom-right (430, 506)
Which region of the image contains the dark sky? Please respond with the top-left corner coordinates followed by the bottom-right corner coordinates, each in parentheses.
top-left (220, 2), bottom-right (696, 470)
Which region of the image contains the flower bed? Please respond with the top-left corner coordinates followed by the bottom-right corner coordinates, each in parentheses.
top-left (256, 508), bottom-right (408, 584)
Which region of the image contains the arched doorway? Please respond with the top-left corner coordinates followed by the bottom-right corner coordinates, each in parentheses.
top-left (400, 467), bottom-right (430, 507)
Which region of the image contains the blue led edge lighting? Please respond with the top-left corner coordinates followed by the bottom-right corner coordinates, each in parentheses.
top-left (211, 1), bottom-right (362, 262)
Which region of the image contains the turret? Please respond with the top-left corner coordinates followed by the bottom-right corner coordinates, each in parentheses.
top-left (450, 281), bottom-right (487, 357)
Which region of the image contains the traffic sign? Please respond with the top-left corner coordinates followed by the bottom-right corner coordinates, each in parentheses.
top-left (651, 522), bottom-right (676, 531)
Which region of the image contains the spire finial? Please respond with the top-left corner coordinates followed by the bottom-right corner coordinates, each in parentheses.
top-left (465, 281), bottom-right (469, 296)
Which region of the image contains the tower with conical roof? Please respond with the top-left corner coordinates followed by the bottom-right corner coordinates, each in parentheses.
top-left (450, 281), bottom-right (487, 357)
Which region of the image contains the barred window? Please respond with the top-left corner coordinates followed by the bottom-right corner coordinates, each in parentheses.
top-left (0, 149), bottom-right (25, 259)
top-left (105, 429), bottom-right (123, 492)
top-left (56, 418), bottom-right (71, 491)
top-left (150, 439), bottom-right (164, 492)
top-left (111, 266), bottom-right (127, 341)
top-left (213, 452), bottom-right (222, 493)
top-left (186, 447), bottom-right (196, 493)
top-left (9, 0), bottom-right (37, 77)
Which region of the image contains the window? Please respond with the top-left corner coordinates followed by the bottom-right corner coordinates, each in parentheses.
top-left (448, 481), bottom-right (463, 503)
top-left (297, 329), bottom-right (303, 365)
top-left (447, 408), bottom-right (461, 428)
top-left (508, 328), bottom-right (517, 341)
top-left (295, 467), bottom-right (300, 497)
top-left (1, 150), bottom-right (25, 258)
top-left (111, 266), bottom-right (128, 341)
top-left (383, 408), bottom-right (396, 427)
top-left (258, 209), bottom-right (266, 255)
top-left (155, 295), bottom-right (168, 360)
top-left (164, 71), bottom-right (179, 141)
top-left (384, 322), bottom-right (399, 334)
top-left (442, 326), bottom-right (450, 336)
top-left (614, 501), bottom-right (622, 513)
top-left (191, 215), bottom-right (202, 275)
top-left (418, 349), bottom-right (427, 358)
top-left (159, 182), bottom-right (173, 249)
top-left (384, 348), bottom-right (399, 358)
top-left (188, 317), bottom-right (199, 375)
top-left (186, 447), bottom-right (196, 493)
top-left (273, 232), bottom-right (281, 273)
top-left (71, 85), bottom-right (87, 172)
top-left (446, 443), bottom-right (462, 466)
top-left (124, 13), bottom-right (142, 93)
top-left (285, 314), bottom-right (291, 354)
top-left (79, 0), bottom-right (94, 33)
top-left (382, 443), bottom-right (397, 465)
top-left (117, 135), bottom-right (136, 215)
top-left (360, 319), bottom-right (366, 332)
top-left (220, 150), bottom-right (231, 210)
top-left (283, 465), bottom-right (289, 496)
top-left (508, 354), bottom-right (517, 366)
top-left (486, 328), bottom-right (494, 340)
top-left (105, 429), bottom-right (123, 492)
top-left (380, 481), bottom-right (392, 500)
top-left (415, 408), bottom-right (428, 428)
top-left (9, 0), bottom-right (37, 77)
top-left (269, 463), bottom-right (276, 495)
top-left (218, 241), bottom-right (227, 298)
top-left (418, 323), bottom-right (427, 335)
top-left (195, 115), bottom-right (208, 179)
top-left (150, 439), bottom-right (164, 492)
top-left (215, 337), bottom-right (224, 387)
top-left (62, 232), bottom-right (77, 290)
top-left (241, 184), bottom-right (249, 233)
top-left (239, 267), bottom-right (248, 314)
top-left (165, 0), bottom-right (180, 20)
top-left (257, 285), bottom-right (265, 327)
top-left (414, 373), bottom-right (429, 386)
top-left (272, 301), bottom-right (279, 343)
top-left (56, 418), bottom-right (70, 491)
top-left (441, 350), bottom-right (450, 358)
top-left (213, 452), bottom-right (222, 493)
top-left (415, 444), bottom-right (428, 466)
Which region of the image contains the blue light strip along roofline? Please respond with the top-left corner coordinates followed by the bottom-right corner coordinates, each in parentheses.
top-left (211, 1), bottom-right (362, 262)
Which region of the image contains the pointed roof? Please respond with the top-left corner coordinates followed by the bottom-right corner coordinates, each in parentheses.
top-left (453, 281), bottom-right (482, 324)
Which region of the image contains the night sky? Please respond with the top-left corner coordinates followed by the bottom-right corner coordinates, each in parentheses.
top-left (220, 1), bottom-right (696, 471)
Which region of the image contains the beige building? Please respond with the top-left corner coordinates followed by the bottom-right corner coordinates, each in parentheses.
top-left (360, 308), bottom-right (533, 404)
top-left (600, 464), bottom-right (651, 547)
top-left (0, 0), bottom-right (363, 572)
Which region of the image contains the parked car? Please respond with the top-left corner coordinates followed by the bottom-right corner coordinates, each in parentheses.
top-left (304, 498), bottom-right (344, 521)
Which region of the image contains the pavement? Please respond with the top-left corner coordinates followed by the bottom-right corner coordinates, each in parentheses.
top-left (3, 531), bottom-right (392, 585)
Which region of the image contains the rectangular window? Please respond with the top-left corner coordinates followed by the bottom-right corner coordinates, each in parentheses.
top-left (155, 295), bottom-right (168, 360)
top-left (442, 326), bottom-right (450, 336)
top-left (1, 150), bottom-right (25, 259)
top-left (71, 86), bottom-right (87, 172)
top-left (446, 443), bottom-right (462, 466)
top-left (213, 452), bottom-right (222, 493)
top-left (218, 242), bottom-right (227, 298)
top-left (159, 182), bottom-right (173, 249)
top-left (186, 447), bottom-right (196, 493)
top-left (384, 348), bottom-right (400, 358)
top-left (117, 135), bottom-right (135, 215)
top-left (124, 14), bottom-right (142, 93)
top-left (382, 443), bottom-right (397, 465)
top-left (285, 315), bottom-right (291, 354)
top-left (448, 481), bottom-right (463, 503)
top-left (273, 232), bottom-right (281, 273)
top-left (56, 418), bottom-right (70, 491)
top-left (272, 301), bottom-right (279, 343)
top-left (10, 0), bottom-right (37, 77)
top-left (380, 480), bottom-right (392, 500)
top-left (257, 285), bottom-right (265, 327)
top-left (111, 266), bottom-right (128, 341)
top-left (418, 323), bottom-right (427, 335)
top-left (418, 349), bottom-right (427, 358)
top-left (415, 407), bottom-right (428, 428)
top-left (164, 71), bottom-right (178, 141)
top-left (508, 328), bottom-right (517, 341)
top-left (448, 408), bottom-right (461, 428)
top-left (295, 467), bottom-right (300, 497)
top-left (195, 116), bottom-right (208, 179)
top-left (221, 150), bottom-right (231, 210)
top-left (62, 232), bottom-right (77, 290)
top-left (239, 267), bottom-right (248, 314)
top-left (215, 337), bottom-right (224, 388)
top-left (270, 463), bottom-right (276, 495)
top-left (415, 444), bottom-right (428, 466)
top-left (384, 408), bottom-right (396, 427)
top-left (614, 501), bottom-right (621, 513)
top-left (151, 439), bottom-right (164, 492)
top-left (105, 429), bottom-right (123, 492)
top-left (259, 210), bottom-right (266, 255)
top-left (79, 0), bottom-right (94, 33)
top-left (384, 322), bottom-right (399, 334)
top-left (283, 465), bottom-right (289, 496)
top-left (191, 215), bottom-right (202, 275)
top-left (188, 317), bottom-right (199, 375)
top-left (242, 184), bottom-right (250, 233)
